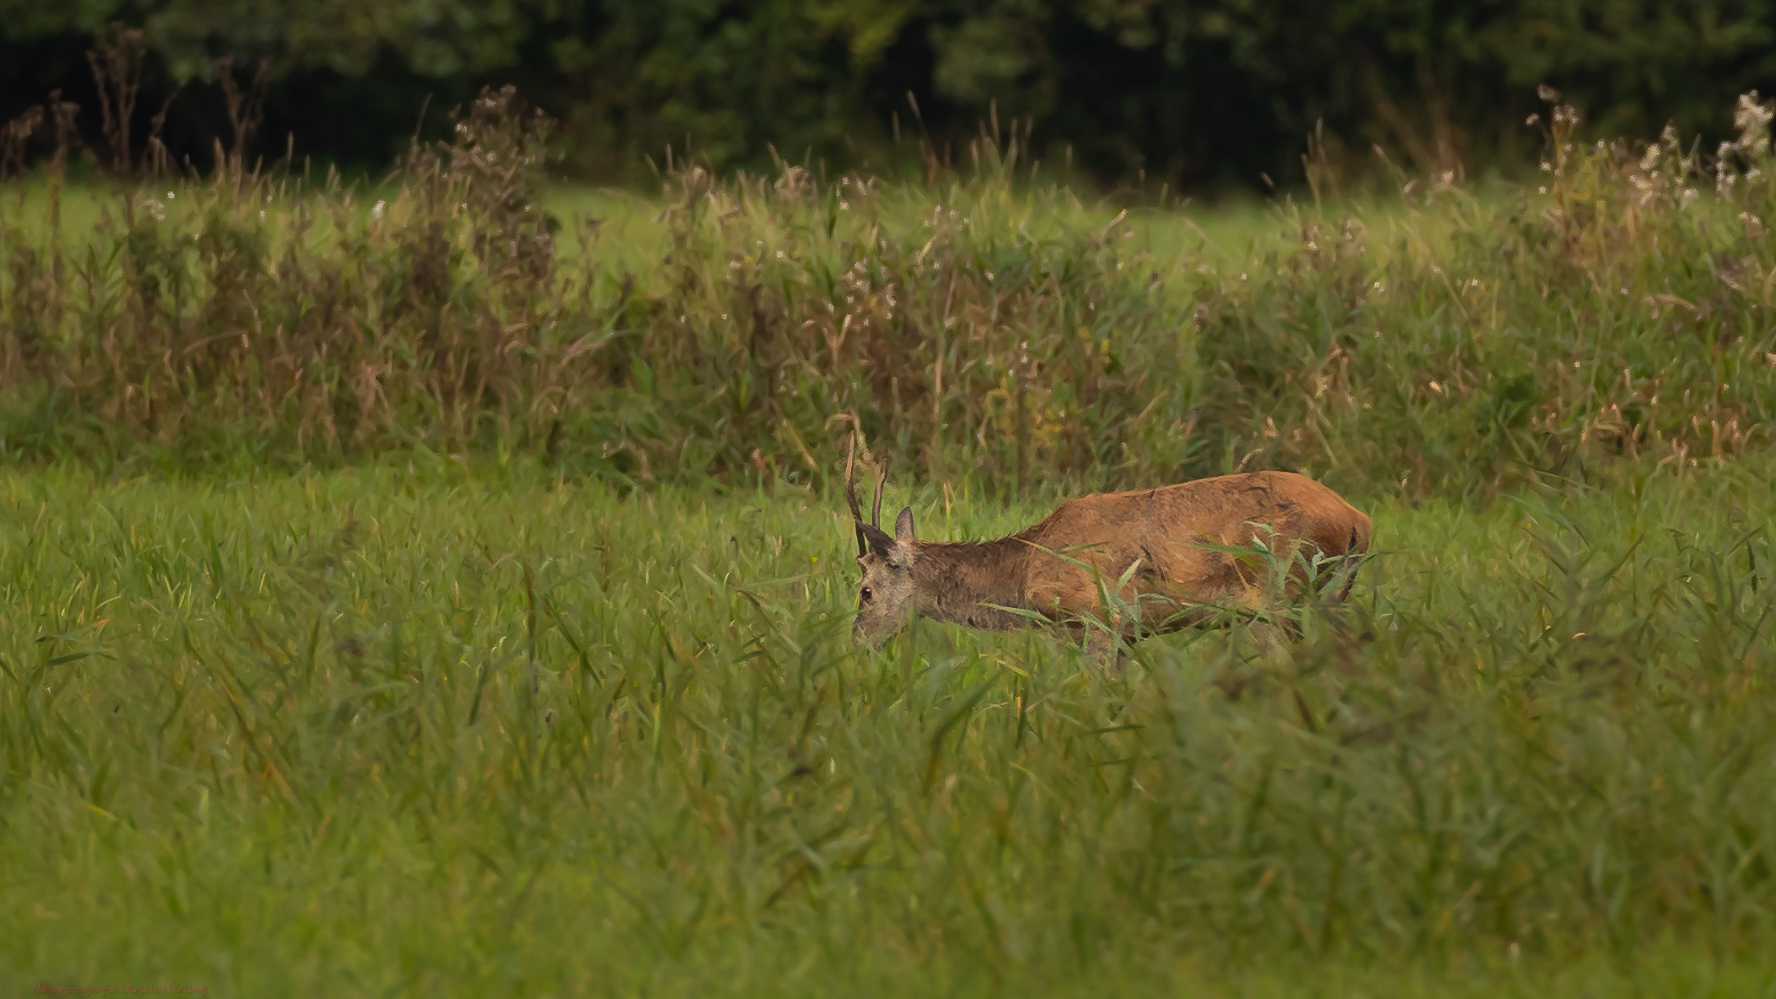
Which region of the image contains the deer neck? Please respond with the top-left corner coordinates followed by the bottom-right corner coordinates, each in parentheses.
top-left (909, 538), bottom-right (1030, 632)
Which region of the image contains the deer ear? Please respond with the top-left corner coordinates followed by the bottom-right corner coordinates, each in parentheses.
top-left (895, 505), bottom-right (915, 542)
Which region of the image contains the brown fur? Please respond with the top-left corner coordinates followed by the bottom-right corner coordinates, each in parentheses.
top-left (849, 470), bottom-right (1372, 649)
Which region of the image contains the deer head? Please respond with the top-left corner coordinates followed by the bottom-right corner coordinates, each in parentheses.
top-left (845, 440), bottom-right (917, 647)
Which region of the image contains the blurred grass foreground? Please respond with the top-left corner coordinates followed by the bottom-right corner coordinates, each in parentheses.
top-left (1, 85), bottom-right (1775, 995)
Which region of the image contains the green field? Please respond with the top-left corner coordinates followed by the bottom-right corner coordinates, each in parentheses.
top-left (2, 457), bottom-right (1773, 995)
top-left (4, 94), bottom-right (1776, 995)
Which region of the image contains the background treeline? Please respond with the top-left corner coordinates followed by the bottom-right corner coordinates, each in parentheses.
top-left (4, 0), bottom-right (1776, 187)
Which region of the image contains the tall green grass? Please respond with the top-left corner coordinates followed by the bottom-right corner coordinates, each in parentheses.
top-left (3, 89), bottom-right (1775, 498)
top-left (4, 84), bottom-right (1776, 995)
top-left (2, 458), bottom-right (1772, 994)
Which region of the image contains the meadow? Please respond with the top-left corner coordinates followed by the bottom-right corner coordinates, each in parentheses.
top-left (2, 460), bottom-right (1773, 995)
top-left (2, 88), bottom-right (1775, 995)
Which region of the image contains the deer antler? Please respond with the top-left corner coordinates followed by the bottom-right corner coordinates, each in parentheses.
top-left (844, 434), bottom-right (867, 556)
top-left (871, 456), bottom-right (889, 528)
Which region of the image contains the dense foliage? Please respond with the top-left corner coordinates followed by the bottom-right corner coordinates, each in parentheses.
top-left (4, 0), bottom-right (1776, 184)
top-left (3, 88), bottom-right (1776, 502)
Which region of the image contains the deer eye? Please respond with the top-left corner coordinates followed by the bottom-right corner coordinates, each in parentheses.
top-left (860, 586), bottom-right (873, 602)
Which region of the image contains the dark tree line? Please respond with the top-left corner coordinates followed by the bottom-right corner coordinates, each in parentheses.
top-left (3, 0), bottom-right (1774, 189)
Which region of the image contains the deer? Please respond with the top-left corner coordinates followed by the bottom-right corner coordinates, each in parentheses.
top-left (844, 446), bottom-right (1372, 657)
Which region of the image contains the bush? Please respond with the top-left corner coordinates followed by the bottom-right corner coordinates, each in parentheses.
top-left (1, 88), bottom-right (1774, 500)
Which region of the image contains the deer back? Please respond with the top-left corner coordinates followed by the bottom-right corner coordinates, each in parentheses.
top-left (1013, 470), bottom-right (1370, 626)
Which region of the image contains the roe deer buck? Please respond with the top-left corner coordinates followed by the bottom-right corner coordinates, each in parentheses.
top-left (844, 448), bottom-right (1372, 654)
